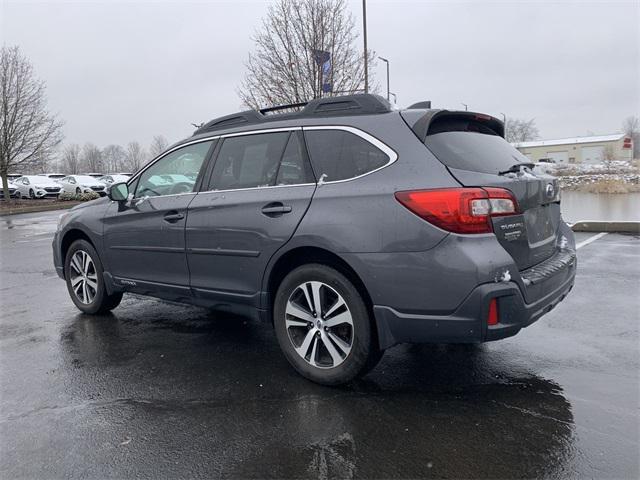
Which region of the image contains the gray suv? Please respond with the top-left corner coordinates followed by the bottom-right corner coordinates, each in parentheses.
top-left (53, 94), bottom-right (576, 385)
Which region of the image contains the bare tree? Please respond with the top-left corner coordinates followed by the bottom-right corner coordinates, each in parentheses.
top-left (125, 141), bottom-right (147, 172)
top-left (30, 148), bottom-right (52, 173)
top-left (149, 135), bottom-right (169, 159)
top-left (505, 118), bottom-right (540, 143)
top-left (622, 116), bottom-right (639, 159)
top-left (62, 144), bottom-right (81, 174)
top-left (0, 45), bottom-right (64, 200)
top-left (238, 0), bottom-right (375, 109)
top-left (102, 144), bottom-right (126, 173)
top-left (81, 143), bottom-right (103, 173)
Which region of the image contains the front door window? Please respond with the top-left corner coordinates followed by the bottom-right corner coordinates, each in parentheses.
top-left (135, 141), bottom-right (213, 198)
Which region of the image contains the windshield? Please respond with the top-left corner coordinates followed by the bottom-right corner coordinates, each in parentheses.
top-left (425, 132), bottom-right (532, 175)
top-left (28, 176), bottom-right (54, 183)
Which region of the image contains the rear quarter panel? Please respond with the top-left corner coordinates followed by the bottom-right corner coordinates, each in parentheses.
top-left (263, 113), bottom-right (493, 313)
top-left (294, 113), bottom-right (458, 254)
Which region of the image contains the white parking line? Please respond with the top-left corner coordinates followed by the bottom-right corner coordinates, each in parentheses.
top-left (576, 232), bottom-right (608, 250)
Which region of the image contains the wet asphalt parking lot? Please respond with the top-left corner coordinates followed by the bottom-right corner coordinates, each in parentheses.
top-left (0, 210), bottom-right (638, 479)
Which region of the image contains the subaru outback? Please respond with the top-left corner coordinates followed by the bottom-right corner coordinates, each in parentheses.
top-left (53, 94), bottom-right (576, 385)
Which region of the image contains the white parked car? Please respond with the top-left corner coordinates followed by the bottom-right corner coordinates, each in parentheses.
top-left (58, 175), bottom-right (107, 196)
top-left (98, 174), bottom-right (130, 185)
top-left (138, 174), bottom-right (194, 196)
top-left (12, 175), bottom-right (63, 199)
top-left (38, 173), bottom-right (67, 181)
top-left (0, 180), bottom-right (18, 198)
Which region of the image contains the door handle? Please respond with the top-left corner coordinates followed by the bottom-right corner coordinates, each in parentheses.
top-left (163, 211), bottom-right (185, 223)
top-left (261, 202), bottom-right (292, 216)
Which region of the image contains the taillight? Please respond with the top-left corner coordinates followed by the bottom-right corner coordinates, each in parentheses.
top-left (394, 187), bottom-right (518, 234)
top-left (487, 298), bottom-right (499, 326)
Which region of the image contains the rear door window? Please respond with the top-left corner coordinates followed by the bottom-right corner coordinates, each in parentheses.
top-left (207, 132), bottom-right (290, 191)
top-left (304, 129), bottom-right (390, 182)
top-left (276, 133), bottom-right (315, 185)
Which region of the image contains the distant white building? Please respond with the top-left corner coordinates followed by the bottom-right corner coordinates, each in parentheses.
top-left (513, 133), bottom-right (634, 165)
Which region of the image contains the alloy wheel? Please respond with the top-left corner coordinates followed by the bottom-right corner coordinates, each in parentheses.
top-left (69, 250), bottom-right (98, 304)
top-left (285, 281), bottom-right (354, 369)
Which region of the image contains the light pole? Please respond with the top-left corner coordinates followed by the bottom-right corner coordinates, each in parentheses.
top-left (362, 0), bottom-right (368, 94)
top-left (378, 56), bottom-right (390, 102)
top-left (461, 103), bottom-right (468, 111)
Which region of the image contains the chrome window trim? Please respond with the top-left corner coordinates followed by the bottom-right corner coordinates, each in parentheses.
top-left (302, 125), bottom-right (398, 184)
top-left (219, 126), bottom-right (302, 139)
top-left (127, 127), bottom-right (303, 192)
top-left (109, 191), bottom-right (197, 204)
top-left (126, 124), bottom-right (397, 197)
top-left (198, 182), bottom-right (316, 196)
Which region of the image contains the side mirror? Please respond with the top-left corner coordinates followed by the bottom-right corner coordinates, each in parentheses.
top-left (108, 182), bottom-right (129, 202)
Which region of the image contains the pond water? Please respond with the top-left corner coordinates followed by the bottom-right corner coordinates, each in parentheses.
top-left (560, 191), bottom-right (639, 223)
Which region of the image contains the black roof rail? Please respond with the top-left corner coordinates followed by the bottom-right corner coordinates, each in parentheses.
top-left (259, 101), bottom-right (308, 115)
top-left (195, 110), bottom-right (263, 133)
top-left (193, 94), bottom-right (392, 136)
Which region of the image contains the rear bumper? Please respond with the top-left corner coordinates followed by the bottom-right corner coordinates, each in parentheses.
top-left (373, 255), bottom-right (576, 349)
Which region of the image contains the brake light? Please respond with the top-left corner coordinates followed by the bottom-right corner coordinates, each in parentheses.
top-left (487, 298), bottom-right (499, 326)
top-left (394, 187), bottom-right (518, 234)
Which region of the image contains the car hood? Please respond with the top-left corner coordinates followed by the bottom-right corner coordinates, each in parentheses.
top-left (33, 181), bottom-right (61, 188)
top-left (69, 196), bottom-right (110, 212)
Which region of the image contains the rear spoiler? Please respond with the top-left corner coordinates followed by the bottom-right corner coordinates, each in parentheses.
top-left (400, 109), bottom-right (505, 142)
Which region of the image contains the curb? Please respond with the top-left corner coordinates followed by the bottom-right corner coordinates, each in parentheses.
top-left (571, 221), bottom-right (640, 233)
top-left (0, 202), bottom-right (81, 216)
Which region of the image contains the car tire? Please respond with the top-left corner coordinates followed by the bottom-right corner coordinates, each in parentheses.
top-left (273, 264), bottom-right (382, 385)
top-left (75, 187), bottom-right (81, 195)
top-left (64, 239), bottom-right (123, 314)
top-left (15, 191), bottom-right (21, 199)
top-left (29, 189), bottom-right (35, 199)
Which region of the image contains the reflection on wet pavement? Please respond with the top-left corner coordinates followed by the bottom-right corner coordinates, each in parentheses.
top-left (0, 210), bottom-right (638, 479)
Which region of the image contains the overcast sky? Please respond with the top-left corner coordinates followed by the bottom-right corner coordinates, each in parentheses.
top-left (3, 0), bottom-right (639, 148)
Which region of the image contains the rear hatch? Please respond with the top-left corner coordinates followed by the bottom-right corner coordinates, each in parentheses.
top-left (405, 110), bottom-right (562, 270)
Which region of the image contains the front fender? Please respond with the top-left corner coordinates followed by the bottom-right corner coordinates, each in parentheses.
top-left (56, 199), bottom-right (111, 269)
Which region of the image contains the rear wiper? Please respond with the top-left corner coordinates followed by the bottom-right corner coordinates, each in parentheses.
top-left (498, 162), bottom-right (536, 175)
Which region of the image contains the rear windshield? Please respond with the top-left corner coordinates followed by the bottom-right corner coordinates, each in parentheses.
top-left (425, 131), bottom-right (531, 175)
